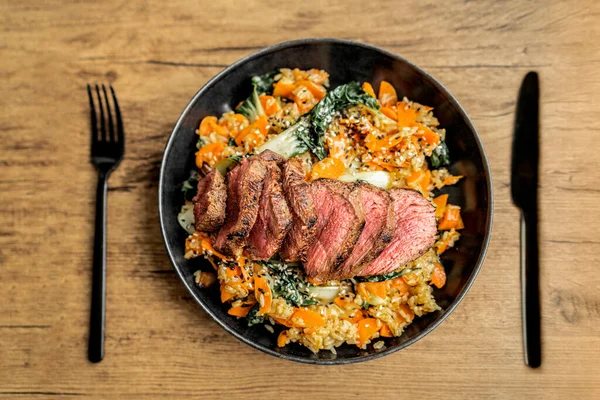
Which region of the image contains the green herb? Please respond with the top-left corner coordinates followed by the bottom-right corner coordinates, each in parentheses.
top-left (361, 301), bottom-right (369, 309)
top-left (197, 137), bottom-right (206, 149)
top-left (181, 171), bottom-right (199, 201)
top-left (262, 261), bottom-right (317, 307)
top-left (429, 141), bottom-right (451, 168)
top-left (251, 70), bottom-right (279, 95)
top-left (355, 268), bottom-right (420, 283)
top-left (228, 137), bottom-right (236, 147)
top-left (246, 304), bottom-right (264, 326)
top-left (237, 85), bottom-right (265, 121)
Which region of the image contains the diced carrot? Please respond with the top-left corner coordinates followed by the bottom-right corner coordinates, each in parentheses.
top-left (438, 205), bottom-right (463, 230)
top-left (296, 80), bottom-right (327, 100)
top-left (380, 106), bottom-right (398, 121)
top-left (432, 194), bottom-right (449, 218)
top-left (361, 282), bottom-right (388, 300)
top-left (362, 82), bottom-right (376, 97)
top-left (310, 157), bottom-right (346, 180)
top-left (259, 95), bottom-right (281, 116)
top-left (294, 85), bottom-right (316, 114)
top-left (220, 284), bottom-right (236, 303)
top-left (416, 123), bottom-right (440, 146)
top-left (199, 116), bottom-right (218, 136)
top-left (277, 330), bottom-right (289, 347)
top-left (293, 68), bottom-right (309, 81)
top-left (456, 215), bottom-right (465, 230)
top-left (406, 169), bottom-right (432, 196)
top-left (345, 310), bottom-right (367, 324)
top-left (235, 114), bottom-right (268, 146)
top-left (396, 304), bottom-right (415, 323)
top-left (273, 82), bottom-right (296, 98)
top-left (436, 242), bottom-right (449, 255)
top-left (197, 271), bottom-right (217, 289)
top-left (364, 131), bottom-right (404, 152)
top-left (356, 283), bottom-right (369, 300)
top-left (225, 265), bottom-right (242, 279)
top-left (228, 303), bottom-right (255, 317)
top-left (334, 296), bottom-right (348, 308)
top-left (199, 234), bottom-right (228, 260)
top-left (380, 323), bottom-right (393, 338)
top-left (290, 308), bottom-right (325, 328)
top-left (442, 175), bottom-right (463, 186)
top-left (389, 277), bottom-right (410, 294)
top-left (198, 116), bottom-right (228, 137)
top-left (254, 274), bottom-right (273, 315)
top-left (357, 318), bottom-right (381, 346)
top-left (378, 81), bottom-right (397, 107)
top-left (396, 106), bottom-right (417, 127)
top-left (195, 142), bottom-right (225, 167)
top-left (220, 113), bottom-right (248, 136)
top-left (431, 262), bottom-right (447, 289)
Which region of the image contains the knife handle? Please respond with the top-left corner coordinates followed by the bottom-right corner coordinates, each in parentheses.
top-left (520, 209), bottom-right (541, 368)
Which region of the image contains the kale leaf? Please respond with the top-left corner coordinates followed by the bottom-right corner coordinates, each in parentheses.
top-left (246, 304), bottom-right (265, 326)
top-left (429, 141), bottom-right (451, 168)
top-left (306, 81), bottom-right (379, 159)
top-left (262, 261), bottom-right (317, 307)
top-left (251, 70), bottom-right (279, 95)
top-left (355, 268), bottom-right (420, 283)
top-left (181, 171), bottom-right (199, 201)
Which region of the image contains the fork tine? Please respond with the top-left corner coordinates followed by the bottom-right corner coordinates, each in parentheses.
top-left (110, 85), bottom-right (124, 148)
top-left (87, 84), bottom-right (98, 143)
top-left (102, 85), bottom-right (115, 142)
top-left (95, 84), bottom-right (106, 141)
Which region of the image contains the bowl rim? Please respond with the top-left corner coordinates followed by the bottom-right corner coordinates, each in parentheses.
top-left (158, 37), bottom-right (494, 365)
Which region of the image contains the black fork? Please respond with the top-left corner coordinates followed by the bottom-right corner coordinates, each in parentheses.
top-left (87, 84), bottom-right (124, 363)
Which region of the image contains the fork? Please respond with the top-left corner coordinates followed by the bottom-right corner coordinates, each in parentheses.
top-left (87, 84), bottom-right (124, 363)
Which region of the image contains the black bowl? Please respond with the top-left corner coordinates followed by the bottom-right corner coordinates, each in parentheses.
top-left (158, 38), bottom-right (493, 364)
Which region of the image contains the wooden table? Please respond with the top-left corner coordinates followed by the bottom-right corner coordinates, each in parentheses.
top-left (2, 0), bottom-right (599, 398)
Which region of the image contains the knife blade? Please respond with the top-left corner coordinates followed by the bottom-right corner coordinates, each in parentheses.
top-left (511, 71), bottom-right (541, 368)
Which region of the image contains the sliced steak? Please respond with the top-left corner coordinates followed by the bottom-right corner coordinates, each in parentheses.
top-left (359, 188), bottom-right (437, 276)
top-left (256, 149), bottom-right (285, 163)
top-left (246, 160), bottom-right (292, 260)
top-left (279, 158), bottom-right (318, 262)
top-left (336, 183), bottom-right (395, 279)
top-left (192, 169), bottom-right (227, 232)
top-left (304, 179), bottom-right (365, 281)
top-left (214, 157), bottom-right (268, 256)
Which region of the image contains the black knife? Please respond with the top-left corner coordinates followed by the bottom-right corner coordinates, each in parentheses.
top-left (511, 71), bottom-right (541, 368)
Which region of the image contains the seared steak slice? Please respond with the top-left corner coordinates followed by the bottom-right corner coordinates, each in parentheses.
top-left (304, 179), bottom-right (365, 281)
top-left (279, 158), bottom-right (318, 262)
top-left (192, 169), bottom-right (227, 232)
top-left (337, 183), bottom-right (395, 279)
top-left (256, 149), bottom-right (285, 163)
top-left (247, 161), bottom-right (292, 260)
top-left (359, 189), bottom-right (436, 276)
top-left (214, 157), bottom-right (268, 256)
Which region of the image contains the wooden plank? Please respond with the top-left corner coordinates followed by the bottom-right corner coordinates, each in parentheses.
top-left (1, 0), bottom-right (599, 398)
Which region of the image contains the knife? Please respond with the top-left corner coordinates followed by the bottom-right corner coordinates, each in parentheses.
top-left (511, 71), bottom-right (541, 368)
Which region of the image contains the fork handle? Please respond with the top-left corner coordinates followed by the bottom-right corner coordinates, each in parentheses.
top-left (89, 172), bottom-right (108, 363)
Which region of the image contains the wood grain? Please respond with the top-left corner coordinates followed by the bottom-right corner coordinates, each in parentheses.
top-left (1, 0), bottom-right (600, 398)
